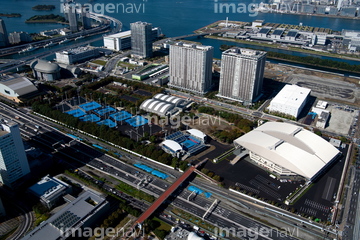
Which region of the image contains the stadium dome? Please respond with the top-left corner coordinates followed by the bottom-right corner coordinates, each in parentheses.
top-left (153, 93), bottom-right (185, 105)
top-left (30, 59), bottom-right (61, 81)
top-left (234, 122), bottom-right (340, 180)
top-left (187, 232), bottom-right (205, 240)
top-left (140, 99), bottom-right (174, 116)
top-left (162, 140), bottom-right (183, 155)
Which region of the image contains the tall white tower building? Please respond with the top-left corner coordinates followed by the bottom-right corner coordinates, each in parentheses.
top-left (218, 47), bottom-right (266, 104)
top-left (0, 122), bottom-right (30, 187)
top-left (169, 42), bottom-right (214, 94)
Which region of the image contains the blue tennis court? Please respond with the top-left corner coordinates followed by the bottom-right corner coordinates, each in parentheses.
top-left (80, 114), bottom-right (100, 122)
top-left (95, 106), bottom-right (116, 116)
top-left (79, 101), bottom-right (101, 112)
top-left (109, 111), bottom-right (132, 121)
top-left (126, 115), bottom-right (148, 127)
top-left (181, 139), bottom-right (197, 150)
top-left (97, 119), bottom-right (117, 128)
top-left (188, 186), bottom-right (203, 195)
top-left (66, 109), bottom-right (86, 118)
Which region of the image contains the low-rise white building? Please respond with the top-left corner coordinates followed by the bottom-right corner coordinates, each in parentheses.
top-left (103, 31), bottom-right (132, 51)
top-left (267, 85), bottom-right (311, 118)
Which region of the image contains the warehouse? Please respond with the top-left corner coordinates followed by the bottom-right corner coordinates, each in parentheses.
top-left (267, 84), bottom-right (311, 119)
top-left (234, 122), bottom-right (340, 181)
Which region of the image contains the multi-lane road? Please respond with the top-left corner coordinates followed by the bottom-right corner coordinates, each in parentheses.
top-left (0, 103), bottom-right (340, 239)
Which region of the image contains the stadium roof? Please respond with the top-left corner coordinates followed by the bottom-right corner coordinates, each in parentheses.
top-left (270, 84), bottom-right (311, 108)
top-left (234, 122), bottom-right (340, 180)
top-left (187, 232), bottom-right (205, 240)
top-left (162, 140), bottom-right (182, 152)
top-left (140, 99), bottom-right (174, 116)
top-left (1, 76), bottom-right (38, 96)
top-left (153, 93), bottom-right (185, 105)
top-left (30, 59), bottom-right (60, 73)
top-left (187, 129), bottom-right (206, 140)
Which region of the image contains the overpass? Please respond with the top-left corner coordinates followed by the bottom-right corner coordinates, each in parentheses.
top-left (128, 159), bottom-right (208, 233)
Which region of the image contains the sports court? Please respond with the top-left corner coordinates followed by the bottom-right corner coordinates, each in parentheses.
top-left (80, 114), bottom-right (101, 122)
top-left (125, 115), bottom-right (148, 127)
top-left (79, 101), bottom-right (102, 111)
top-left (95, 106), bottom-right (116, 116)
top-left (66, 109), bottom-right (86, 118)
top-left (110, 111), bottom-right (132, 121)
top-left (181, 140), bottom-right (197, 150)
top-left (97, 119), bottom-right (117, 128)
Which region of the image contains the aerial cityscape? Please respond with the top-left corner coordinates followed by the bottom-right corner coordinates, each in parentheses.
top-left (0, 0), bottom-right (359, 239)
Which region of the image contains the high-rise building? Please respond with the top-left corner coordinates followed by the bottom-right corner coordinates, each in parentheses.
top-left (63, 3), bottom-right (78, 32)
top-left (130, 21), bottom-right (153, 58)
top-left (0, 18), bottom-right (9, 47)
top-left (0, 122), bottom-right (30, 187)
top-left (169, 42), bottom-right (214, 94)
top-left (81, 6), bottom-right (91, 30)
top-left (218, 47), bottom-right (266, 104)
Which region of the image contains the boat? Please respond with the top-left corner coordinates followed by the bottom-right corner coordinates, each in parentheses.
top-left (18, 45), bottom-right (38, 54)
top-left (59, 38), bottom-right (71, 44)
top-left (43, 41), bottom-right (56, 48)
top-left (75, 36), bottom-right (84, 40)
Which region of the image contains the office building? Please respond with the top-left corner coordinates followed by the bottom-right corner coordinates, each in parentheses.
top-left (130, 21), bottom-right (153, 58)
top-left (81, 6), bottom-right (91, 30)
top-left (169, 42), bottom-right (214, 94)
top-left (0, 18), bottom-right (9, 47)
top-left (55, 46), bottom-right (100, 64)
top-left (63, 3), bottom-right (78, 32)
top-left (218, 47), bottom-right (266, 104)
top-left (8, 31), bottom-right (32, 44)
top-left (267, 84), bottom-right (311, 119)
top-left (0, 122), bottom-right (30, 187)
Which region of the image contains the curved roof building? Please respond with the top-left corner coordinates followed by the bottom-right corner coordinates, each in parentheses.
top-left (30, 59), bottom-right (61, 81)
top-left (186, 129), bottom-right (207, 143)
top-left (140, 99), bottom-right (174, 116)
top-left (162, 140), bottom-right (183, 156)
top-left (234, 122), bottom-right (340, 180)
top-left (153, 93), bottom-right (185, 105)
top-left (0, 75), bottom-right (38, 102)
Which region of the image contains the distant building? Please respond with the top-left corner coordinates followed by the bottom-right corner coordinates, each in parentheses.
top-left (104, 28), bottom-right (160, 51)
top-left (316, 33), bottom-right (327, 45)
top-left (0, 122), bottom-right (30, 187)
top-left (104, 31), bottom-right (132, 51)
top-left (285, 30), bottom-right (299, 41)
top-left (30, 59), bottom-right (61, 81)
top-left (271, 29), bottom-right (284, 40)
top-left (29, 175), bottom-right (71, 208)
top-left (267, 84), bottom-right (311, 118)
top-left (8, 31), bottom-right (32, 44)
top-left (63, 2), bottom-right (78, 32)
top-left (300, 4), bottom-right (315, 14)
top-left (22, 191), bottom-right (110, 240)
top-left (0, 197), bottom-right (5, 216)
top-left (140, 93), bottom-right (189, 117)
top-left (340, 7), bottom-right (357, 17)
top-left (169, 42), bottom-right (214, 94)
top-left (328, 6), bottom-right (339, 15)
top-left (55, 46), bottom-right (100, 64)
top-left (0, 74), bottom-right (38, 102)
top-left (80, 6), bottom-right (92, 30)
top-left (252, 20), bottom-right (264, 28)
top-left (0, 18), bottom-right (9, 47)
top-left (257, 28), bottom-right (271, 38)
top-left (218, 47), bottom-right (266, 104)
top-left (131, 21), bottom-right (153, 58)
